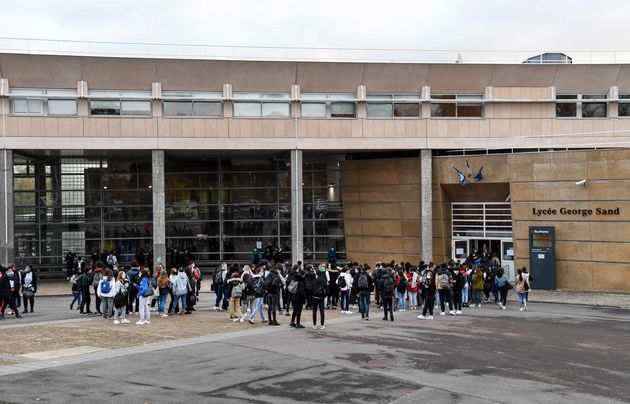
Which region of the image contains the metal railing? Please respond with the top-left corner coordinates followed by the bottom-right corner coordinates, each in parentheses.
top-left (1, 37), bottom-right (630, 64)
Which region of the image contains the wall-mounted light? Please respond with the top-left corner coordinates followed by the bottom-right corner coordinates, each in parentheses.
top-left (148, 185), bottom-right (152, 189)
top-left (329, 182), bottom-right (336, 187)
top-left (103, 186), bottom-right (108, 190)
top-left (575, 179), bottom-right (587, 187)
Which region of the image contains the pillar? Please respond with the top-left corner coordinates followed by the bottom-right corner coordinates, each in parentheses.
top-left (290, 149), bottom-right (304, 263)
top-left (0, 150), bottom-right (14, 266)
top-left (420, 149), bottom-right (433, 262)
top-left (152, 150), bottom-right (166, 267)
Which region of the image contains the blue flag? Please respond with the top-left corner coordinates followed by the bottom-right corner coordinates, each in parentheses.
top-left (453, 166), bottom-right (466, 187)
top-left (474, 166), bottom-right (484, 182)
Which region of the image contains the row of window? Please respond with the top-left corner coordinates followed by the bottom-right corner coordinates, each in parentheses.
top-left (10, 89), bottom-right (630, 119)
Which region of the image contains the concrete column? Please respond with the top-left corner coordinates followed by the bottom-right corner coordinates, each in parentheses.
top-left (152, 150), bottom-right (166, 268)
top-left (420, 149), bottom-right (433, 262)
top-left (290, 149), bottom-right (304, 263)
top-left (0, 150), bottom-right (14, 266)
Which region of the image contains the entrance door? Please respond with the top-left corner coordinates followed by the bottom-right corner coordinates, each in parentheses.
top-left (501, 240), bottom-right (515, 281)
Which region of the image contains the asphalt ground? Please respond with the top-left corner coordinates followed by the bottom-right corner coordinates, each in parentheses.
top-left (0, 297), bottom-right (628, 404)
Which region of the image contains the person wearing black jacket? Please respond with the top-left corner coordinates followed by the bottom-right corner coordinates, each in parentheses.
top-left (21, 265), bottom-right (37, 313)
top-left (266, 266), bottom-right (281, 326)
top-left (453, 267), bottom-right (467, 314)
top-left (356, 266), bottom-right (374, 320)
top-left (304, 267), bottom-right (316, 310)
top-left (380, 269), bottom-right (395, 321)
top-left (289, 266), bottom-right (306, 328)
top-left (311, 269), bottom-right (328, 329)
top-left (418, 268), bottom-right (436, 319)
top-left (1, 265), bottom-right (23, 319)
top-left (78, 267), bottom-right (93, 314)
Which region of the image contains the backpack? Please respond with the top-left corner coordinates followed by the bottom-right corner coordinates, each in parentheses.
top-left (438, 272), bottom-right (450, 289)
top-left (92, 272), bottom-right (102, 288)
top-left (358, 273), bottom-right (368, 289)
top-left (193, 268), bottom-right (201, 281)
top-left (71, 277), bottom-right (81, 292)
top-left (232, 282), bottom-right (243, 298)
top-left (312, 279), bottom-right (327, 298)
top-left (336, 275), bottom-right (347, 289)
top-left (251, 277), bottom-right (264, 295)
top-left (382, 277), bottom-right (395, 296)
top-left (396, 276), bottom-right (407, 293)
top-left (213, 270), bottom-right (223, 285)
top-left (270, 275), bottom-right (280, 290)
top-left (100, 280), bottom-right (112, 294)
top-left (287, 279), bottom-right (299, 294)
top-left (114, 290), bottom-right (127, 308)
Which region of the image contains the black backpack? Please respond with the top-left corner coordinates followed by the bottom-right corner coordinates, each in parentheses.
top-left (396, 276), bottom-right (407, 293)
top-left (213, 270), bottom-right (223, 285)
top-left (312, 279), bottom-right (327, 298)
top-left (336, 274), bottom-right (347, 289)
top-left (382, 277), bottom-right (395, 296)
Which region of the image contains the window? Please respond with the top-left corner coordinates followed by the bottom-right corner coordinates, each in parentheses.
top-left (89, 90), bottom-right (152, 116)
top-left (233, 92), bottom-right (290, 118)
top-left (10, 88), bottom-right (77, 116)
top-left (556, 94), bottom-right (607, 118)
top-left (431, 94), bottom-right (483, 118)
top-left (300, 93), bottom-right (356, 118)
top-left (366, 94), bottom-right (420, 118)
top-left (619, 95), bottom-right (630, 117)
top-left (162, 91), bottom-right (222, 117)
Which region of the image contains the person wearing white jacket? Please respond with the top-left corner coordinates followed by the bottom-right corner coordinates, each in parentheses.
top-left (97, 269), bottom-right (116, 319)
top-left (337, 267), bottom-right (353, 314)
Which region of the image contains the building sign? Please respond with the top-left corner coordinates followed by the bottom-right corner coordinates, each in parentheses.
top-left (532, 207), bottom-right (620, 217)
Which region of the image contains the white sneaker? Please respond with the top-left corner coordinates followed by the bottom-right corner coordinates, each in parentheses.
top-left (346, 311), bottom-right (352, 315)
top-left (449, 311), bottom-right (456, 316)
top-left (427, 315), bottom-right (433, 320)
top-left (417, 315), bottom-right (425, 319)
top-left (135, 320), bottom-right (145, 325)
top-left (122, 319), bottom-right (130, 324)
top-left (519, 307), bottom-right (524, 311)
top-left (239, 318), bottom-right (245, 322)
top-left (144, 321), bottom-right (150, 324)
top-left (320, 325), bottom-right (325, 330)
top-left (113, 320), bottom-right (120, 325)
top-left (312, 325), bottom-right (318, 330)
top-left (341, 310), bottom-right (346, 314)
top-left (232, 318), bottom-right (238, 322)
top-left (161, 313), bottom-right (168, 317)
top-left (502, 306), bottom-right (506, 310)
top-left (440, 312), bottom-right (445, 316)
top-left (456, 310), bottom-right (462, 315)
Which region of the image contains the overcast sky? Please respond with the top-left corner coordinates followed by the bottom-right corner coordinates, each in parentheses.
top-left (1, 0), bottom-right (627, 58)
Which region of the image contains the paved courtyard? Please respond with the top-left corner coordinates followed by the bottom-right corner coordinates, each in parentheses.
top-left (0, 294), bottom-right (629, 403)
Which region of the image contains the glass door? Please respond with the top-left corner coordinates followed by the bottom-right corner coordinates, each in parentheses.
top-left (452, 239), bottom-right (469, 262)
top-left (501, 240), bottom-right (515, 281)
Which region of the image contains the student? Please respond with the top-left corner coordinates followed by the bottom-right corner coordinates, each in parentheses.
top-left (157, 269), bottom-right (170, 317)
top-left (69, 268), bottom-right (82, 310)
top-left (406, 268), bottom-right (419, 310)
top-left (265, 265), bottom-right (282, 326)
top-left (0, 266), bottom-right (22, 319)
top-left (136, 269), bottom-right (152, 324)
top-left (494, 268), bottom-right (511, 310)
top-left (248, 266), bottom-right (267, 324)
top-left (213, 263), bottom-right (229, 311)
top-left (168, 268), bottom-right (178, 314)
top-left (395, 270), bottom-right (408, 312)
top-left (113, 271), bottom-right (130, 324)
top-left (240, 272), bottom-right (255, 322)
top-left (337, 267), bottom-right (353, 314)
top-left (380, 269), bottom-right (395, 321)
top-left (227, 272), bottom-right (244, 322)
top-left (78, 266), bottom-right (93, 315)
top-left (453, 267), bottom-right (466, 315)
top-left (356, 266), bottom-right (373, 320)
top-left (21, 265), bottom-right (37, 313)
top-left (126, 262), bottom-right (141, 315)
top-left (515, 268), bottom-right (529, 311)
top-left (92, 263), bottom-right (104, 315)
top-left (173, 267), bottom-right (189, 315)
top-left (471, 267), bottom-right (484, 307)
top-left (436, 264), bottom-right (455, 316)
top-left (97, 269), bottom-right (115, 319)
top-left (289, 266), bottom-right (306, 328)
top-left (311, 269), bottom-right (328, 329)
top-left (418, 268), bottom-right (436, 320)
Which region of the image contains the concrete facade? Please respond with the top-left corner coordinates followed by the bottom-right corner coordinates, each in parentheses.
top-left (2, 53), bottom-right (630, 291)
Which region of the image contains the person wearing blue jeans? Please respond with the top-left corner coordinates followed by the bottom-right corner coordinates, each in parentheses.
top-left (397, 291), bottom-right (406, 311)
top-left (358, 291), bottom-right (370, 319)
top-left (249, 296), bottom-right (267, 323)
top-left (214, 283), bottom-right (228, 311)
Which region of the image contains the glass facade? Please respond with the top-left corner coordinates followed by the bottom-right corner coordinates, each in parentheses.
top-left (303, 154), bottom-right (346, 261)
top-left (12, 151), bottom-right (348, 270)
top-left (13, 153), bottom-right (153, 267)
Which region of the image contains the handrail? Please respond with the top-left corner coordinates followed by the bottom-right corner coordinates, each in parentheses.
top-left (1, 37), bottom-right (629, 64)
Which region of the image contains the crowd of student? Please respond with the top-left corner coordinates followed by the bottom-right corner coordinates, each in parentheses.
top-left (1, 254), bottom-right (532, 327)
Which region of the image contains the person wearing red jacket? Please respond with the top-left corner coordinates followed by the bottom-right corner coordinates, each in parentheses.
top-left (406, 269), bottom-right (419, 310)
